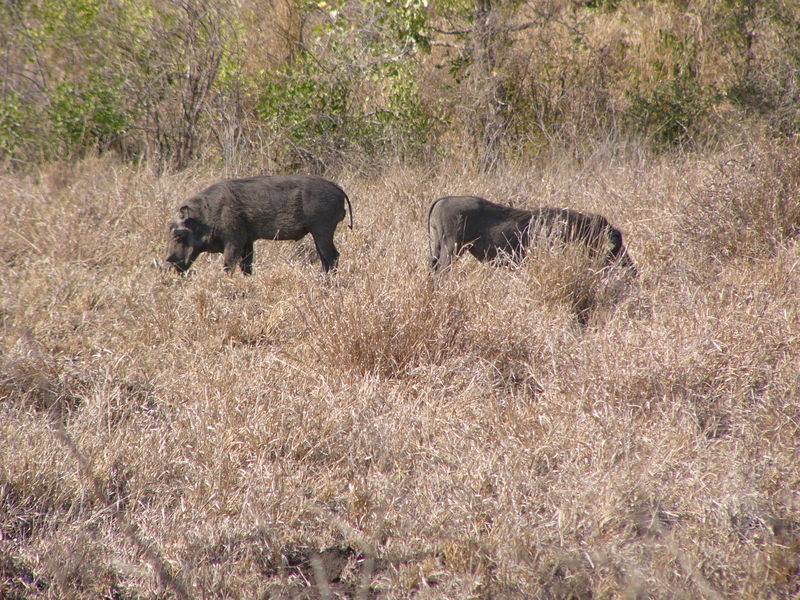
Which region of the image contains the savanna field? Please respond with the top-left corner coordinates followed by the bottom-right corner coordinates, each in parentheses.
top-left (2, 0), bottom-right (800, 598)
top-left (2, 140), bottom-right (799, 599)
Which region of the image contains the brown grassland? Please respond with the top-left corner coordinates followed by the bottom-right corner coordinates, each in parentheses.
top-left (1, 135), bottom-right (800, 598)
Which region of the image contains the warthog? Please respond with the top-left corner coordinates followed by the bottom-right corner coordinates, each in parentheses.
top-left (164, 175), bottom-right (352, 274)
top-left (428, 195), bottom-right (636, 273)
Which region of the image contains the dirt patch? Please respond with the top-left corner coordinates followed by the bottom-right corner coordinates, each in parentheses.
top-left (266, 545), bottom-right (382, 600)
top-left (0, 552), bottom-right (48, 598)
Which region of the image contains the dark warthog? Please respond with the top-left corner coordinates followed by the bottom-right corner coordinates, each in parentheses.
top-left (164, 175), bottom-right (353, 274)
top-left (428, 195), bottom-right (636, 274)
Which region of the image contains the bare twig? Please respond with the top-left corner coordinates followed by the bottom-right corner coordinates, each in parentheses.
top-left (51, 419), bottom-right (193, 600)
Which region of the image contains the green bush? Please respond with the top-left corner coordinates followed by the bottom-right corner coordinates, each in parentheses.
top-left (0, 94), bottom-right (25, 159)
top-left (721, 1), bottom-right (800, 135)
top-left (256, 64), bottom-right (350, 167)
top-left (259, 73), bottom-right (347, 144)
top-left (1, 0), bottom-right (232, 168)
top-left (48, 75), bottom-right (131, 156)
top-left (256, 42), bottom-right (433, 168)
top-left (625, 32), bottom-right (714, 148)
top-left (2, 0), bottom-right (799, 168)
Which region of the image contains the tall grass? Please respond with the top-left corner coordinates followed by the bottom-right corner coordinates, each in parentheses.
top-left (1, 138), bottom-right (799, 598)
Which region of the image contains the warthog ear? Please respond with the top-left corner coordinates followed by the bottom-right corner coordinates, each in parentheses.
top-left (178, 205), bottom-right (195, 221)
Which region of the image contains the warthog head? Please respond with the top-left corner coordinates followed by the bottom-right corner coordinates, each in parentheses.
top-left (163, 205), bottom-right (212, 273)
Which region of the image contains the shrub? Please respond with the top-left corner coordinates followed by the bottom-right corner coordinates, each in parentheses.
top-left (48, 75), bottom-right (131, 157)
top-left (256, 63), bottom-right (351, 169)
top-left (682, 139), bottom-right (800, 262)
top-left (625, 31), bottom-right (715, 149)
top-left (0, 93), bottom-right (26, 161)
top-left (255, 2), bottom-right (435, 170)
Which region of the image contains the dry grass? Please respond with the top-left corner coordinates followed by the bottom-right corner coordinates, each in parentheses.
top-left (1, 139), bottom-right (799, 599)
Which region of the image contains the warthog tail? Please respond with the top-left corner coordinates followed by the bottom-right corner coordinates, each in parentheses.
top-left (427, 197), bottom-right (444, 267)
top-left (344, 192), bottom-right (354, 229)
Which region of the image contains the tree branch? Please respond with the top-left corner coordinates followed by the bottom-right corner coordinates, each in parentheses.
top-left (432, 27), bottom-right (472, 36)
top-left (430, 41), bottom-right (465, 50)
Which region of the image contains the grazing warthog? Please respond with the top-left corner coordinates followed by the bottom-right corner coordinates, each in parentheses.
top-left (164, 175), bottom-right (352, 274)
top-left (428, 195), bottom-right (636, 274)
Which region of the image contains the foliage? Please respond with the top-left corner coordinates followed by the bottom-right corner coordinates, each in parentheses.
top-left (47, 74), bottom-right (132, 154)
top-left (0, 0), bottom-right (235, 168)
top-left (255, 1), bottom-right (435, 168)
top-left (586, 0), bottom-right (623, 9)
top-left (625, 32), bottom-right (714, 148)
top-left (0, 93), bottom-right (26, 159)
top-left (1, 0), bottom-right (800, 169)
top-left (256, 62), bottom-right (350, 167)
top-left (720, 0), bottom-right (800, 134)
